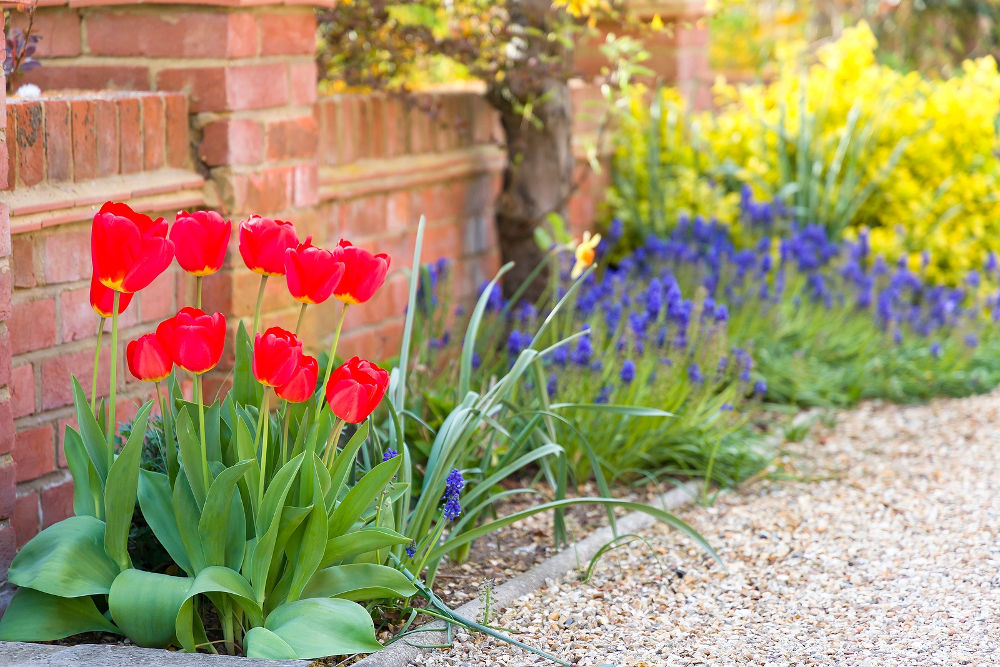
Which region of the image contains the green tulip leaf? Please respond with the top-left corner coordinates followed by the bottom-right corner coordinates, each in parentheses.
top-left (285, 482), bottom-right (328, 603)
top-left (175, 566), bottom-right (262, 653)
top-left (321, 526), bottom-right (410, 568)
top-left (199, 459), bottom-right (254, 567)
top-left (108, 569), bottom-right (192, 648)
top-left (172, 470), bottom-right (208, 572)
top-left (233, 321), bottom-right (263, 407)
top-left (259, 598), bottom-right (382, 659)
top-left (7, 515), bottom-right (119, 597)
top-left (249, 454), bottom-right (304, 602)
top-left (301, 564), bottom-right (417, 601)
top-left (137, 469), bottom-right (193, 575)
top-left (71, 377), bottom-right (110, 485)
top-left (175, 407), bottom-right (208, 507)
top-left (104, 401), bottom-right (153, 571)
top-left (326, 421), bottom-right (369, 506)
top-left (0, 588), bottom-right (120, 641)
top-left (62, 426), bottom-right (98, 517)
top-left (328, 456), bottom-right (399, 538)
top-left (244, 626), bottom-right (297, 660)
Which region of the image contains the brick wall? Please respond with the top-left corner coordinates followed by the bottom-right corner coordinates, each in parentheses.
top-left (0, 0), bottom-right (710, 587)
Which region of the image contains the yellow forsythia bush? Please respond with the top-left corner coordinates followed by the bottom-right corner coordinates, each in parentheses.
top-left (610, 22), bottom-right (1000, 284)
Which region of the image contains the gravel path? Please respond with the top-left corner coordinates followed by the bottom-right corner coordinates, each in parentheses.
top-left (415, 392), bottom-right (1000, 666)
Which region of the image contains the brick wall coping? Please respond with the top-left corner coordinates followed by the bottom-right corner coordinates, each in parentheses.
top-left (19, 0), bottom-right (337, 7)
top-left (319, 145), bottom-right (505, 202)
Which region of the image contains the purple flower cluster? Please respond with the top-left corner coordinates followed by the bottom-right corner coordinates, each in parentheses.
top-left (441, 468), bottom-right (465, 521)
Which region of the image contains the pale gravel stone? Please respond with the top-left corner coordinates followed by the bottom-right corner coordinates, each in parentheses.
top-left (420, 392), bottom-right (1000, 666)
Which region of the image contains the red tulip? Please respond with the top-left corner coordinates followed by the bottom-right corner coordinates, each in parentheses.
top-left (325, 356), bottom-right (390, 423)
top-left (126, 333), bottom-right (173, 383)
top-left (238, 216), bottom-right (298, 276)
top-left (252, 326), bottom-right (303, 388)
top-left (90, 275), bottom-right (133, 318)
top-left (332, 240), bottom-right (390, 305)
top-left (91, 201), bottom-right (174, 293)
top-left (276, 354), bottom-right (318, 403)
top-left (155, 307), bottom-right (227, 374)
top-left (170, 210), bottom-right (231, 276)
top-left (284, 237), bottom-right (346, 305)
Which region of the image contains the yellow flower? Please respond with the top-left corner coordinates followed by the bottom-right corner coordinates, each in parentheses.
top-left (571, 231), bottom-right (602, 279)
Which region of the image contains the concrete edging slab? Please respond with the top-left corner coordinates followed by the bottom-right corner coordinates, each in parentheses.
top-left (353, 480), bottom-right (702, 667)
top-left (0, 641), bottom-right (311, 666)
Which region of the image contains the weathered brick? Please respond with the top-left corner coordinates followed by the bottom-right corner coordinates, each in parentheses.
top-left (137, 271), bottom-right (176, 324)
top-left (14, 425), bottom-right (54, 483)
top-left (13, 492), bottom-right (38, 548)
top-left (86, 10), bottom-right (256, 58)
top-left (41, 346), bottom-right (112, 411)
top-left (0, 455), bottom-right (15, 521)
top-left (23, 65), bottom-right (150, 93)
top-left (229, 166), bottom-right (294, 214)
top-left (118, 96), bottom-right (143, 173)
top-left (0, 331), bottom-right (10, 387)
top-left (10, 297), bottom-right (56, 355)
top-left (0, 400), bottom-right (13, 456)
top-left (41, 478), bottom-right (74, 528)
top-left (265, 114), bottom-right (317, 161)
top-left (43, 227), bottom-right (90, 284)
top-left (259, 11), bottom-right (316, 56)
top-left (141, 95), bottom-right (165, 171)
top-left (11, 8), bottom-right (82, 58)
top-left (0, 525), bottom-right (15, 581)
top-left (3, 109), bottom-right (13, 190)
top-left (289, 61), bottom-right (318, 106)
top-left (156, 67), bottom-right (227, 114)
top-left (43, 99), bottom-right (73, 182)
top-left (70, 98), bottom-right (97, 182)
top-left (200, 118), bottom-right (263, 167)
top-left (226, 64), bottom-right (288, 111)
top-left (164, 94), bottom-right (189, 169)
top-left (293, 164), bottom-right (318, 208)
top-left (13, 102), bottom-right (44, 187)
top-left (11, 363), bottom-right (33, 419)
top-left (94, 98), bottom-right (119, 177)
top-left (62, 285), bottom-right (131, 344)
top-left (0, 265), bottom-right (10, 321)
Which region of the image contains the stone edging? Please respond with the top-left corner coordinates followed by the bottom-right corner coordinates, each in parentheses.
top-left (0, 481), bottom-right (700, 666)
top-left (353, 480), bottom-right (701, 667)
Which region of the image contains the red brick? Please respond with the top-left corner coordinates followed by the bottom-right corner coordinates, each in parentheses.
top-left (293, 164), bottom-right (318, 208)
top-left (0, 331), bottom-right (10, 387)
top-left (265, 114), bottom-right (317, 161)
top-left (43, 227), bottom-right (90, 284)
top-left (118, 96), bottom-right (143, 173)
top-left (137, 271), bottom-right (175, 323)
top-left (56, 415), bottom-right (79, 468)
top-left (338, 96), bottom-right (359, 163)
top-left (199, 118), bottom-right (263, 167)
top-left (141, 95), bottom-right (165, 170)
top-left (10, 297), bottom-right (56, 355)
top-left (0, 206), bottom-right (9, 257)
top-left (164, 94), bottom-right (189, 169)
top-left (386, 191), bottom-right (411, 234)
top-left (289, 61), bottom-right (318, 106)
top-left (94, 98), bottom-right (119, 177)
top-left (11, 363), bottom-right (33, 419)
top-left (41, 478), bottom-right (74, 529)
top-left (0, 456), bottom-right (15, 520)
top-left (259, 11), bottom-right (315, 55)
top-left (43, 99), bottom-right (72, 182)
top-left (0, 400), bottom-right (13, 456)
top-left (23, 65), bottom-right (150, 92)
top-left (13, 492), bottom-right (38, 548)
top-left (13, 102), bottom-right (44, 187)
top-left (41, 346), bottom-right (112, 411)
top-left (11, 9), bottom-right (81, 58)
top-left (0, 265), bottom-right (10, 321)
top-left (4, 109), bottom-right (15, 189)
top-left (229, 166), bottom-right (294, 214)
top-left (71, 99), bottom-right (97, 181)
top-left (0, 526), bottom-right (15, 580)
top-left (62, 285), bottom-right (136, 344)
top-left (156, 67), bottom-right (227, 114)
top-left (316, 98), bottom-right (338, 166)
top-left (14, 425), bottom-right (54, 483)
top-left (339, 195), bottom-right (388, 240)
top-left (226, 64), bottom-right (288, 111)
top-left (382, 96), bottom-right (406, 158)
top-left (86, 10), bottom-right (256, 59)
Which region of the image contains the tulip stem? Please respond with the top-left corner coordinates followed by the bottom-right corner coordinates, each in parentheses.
top-left (91, 317), bottom-right (105, 414)
top-left (295, 302), bottom-right (308, 336)
top-left (195, 373), bottom-right (211, 492)
top-left (316, 304), bottom-right (349, 419)
top-left (323, 418), bottom-right (346, 470)
top-left (252, 275), bottom-right (268, 336)
top-left (107, 292), bottom-right (120, 458)
top-left (257, 390), bottom-right (270, 511)
top-left (196, 276), bottom-right (203, 309)
top-left (280, 401), bottom-right (290, 468)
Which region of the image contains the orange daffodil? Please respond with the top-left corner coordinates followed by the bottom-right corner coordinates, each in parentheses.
top-left (570, 231), bottom-right (602, 279)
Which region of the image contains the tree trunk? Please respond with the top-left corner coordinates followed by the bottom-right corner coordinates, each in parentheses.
top-left (490, 82), bottom-right (574, 301)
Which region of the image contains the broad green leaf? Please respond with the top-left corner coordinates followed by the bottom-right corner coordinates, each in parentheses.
top-left (327, 421), bottom-right (369, 507)
top-left (257, 453), bottom-right (304, 534)
top-left (234, 413), bottom-right (261, 518)
top-left (108, 569), bottom-right (191, 648)
top-left (172, 470), bottom-right (207, 572)
top-left (0, 588), bottom-right (119, 641)
top-left (62, 426), bottom-right (98, 517)
top-left (176, 407), bottom-right (208, 507)
top-left (301, 564), bottom-right (417, 601)
top-left (285, 483), bottom-right (328, 603)
top-left (244, 626), bottom-right (297, 660)
top-left (249, 455), bottom-right (304, 602)
top-left (260, 598), bottom-right (382, 658)
top-left (233, 321), bottom-right (263, 407)
top-left (328, 457), bottom-right (399, 538)
top-left (138, 469), bottom-right (193, 575)
top-left (8, 516), bottom-right (119, 597)
top-left (176, 566), bottom-right (263, 653)
top-left (205, 400), bottom-right (222, 464)
top-left (199, 459), bottom-right (254, 566)
top-left (104, 401), bottom-right (153, 571)
top-left (321, 527), bottom-right (410, 567)
top-left (71, 377), bottom-right (109, 484)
